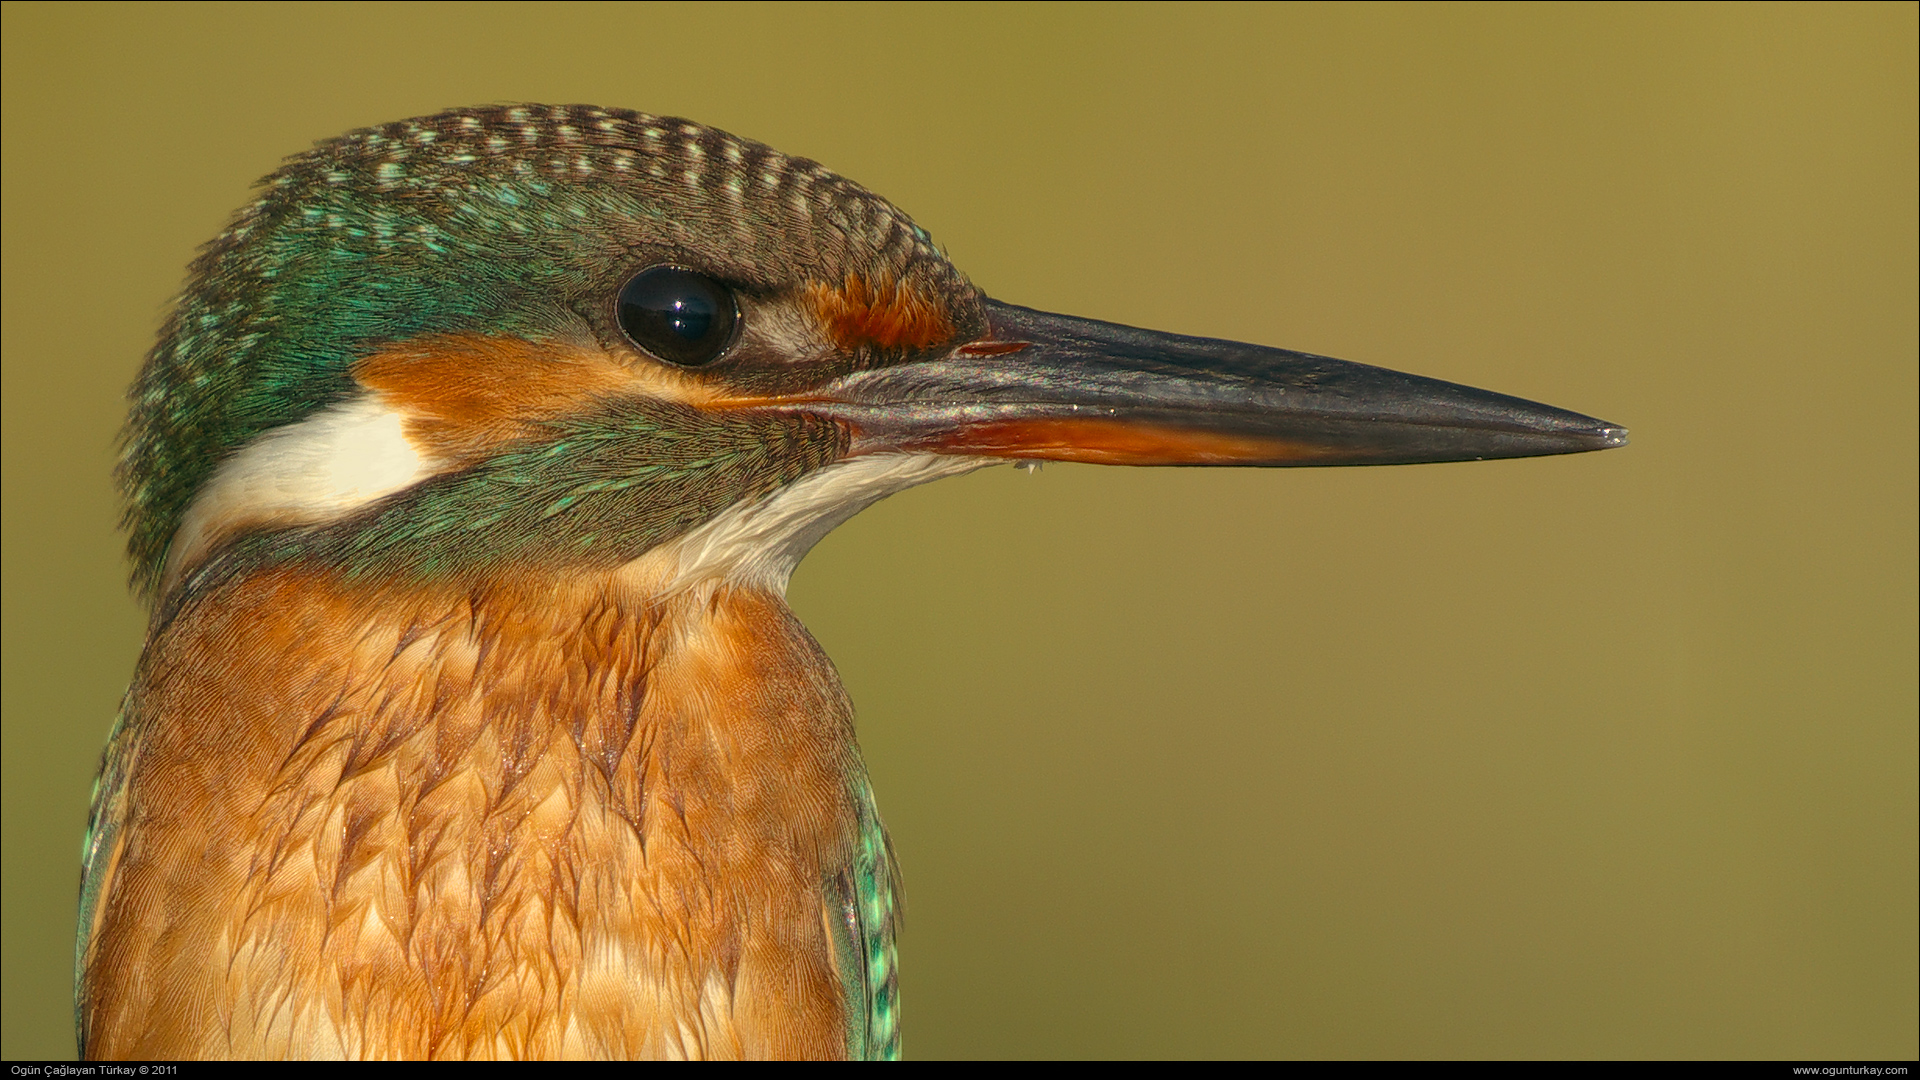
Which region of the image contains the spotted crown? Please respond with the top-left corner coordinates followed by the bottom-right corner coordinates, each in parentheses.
top-left (119, 104), bottom-right (970, 595)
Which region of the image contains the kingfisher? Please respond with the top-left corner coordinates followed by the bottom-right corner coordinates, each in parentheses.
top-left (76, 104), bottom-right (1624, 1060)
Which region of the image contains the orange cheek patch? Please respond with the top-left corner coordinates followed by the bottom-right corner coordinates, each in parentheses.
top-left (807, 272), bottom-right (955, 352)
top-left (352, 333), bottom-right (713, 466)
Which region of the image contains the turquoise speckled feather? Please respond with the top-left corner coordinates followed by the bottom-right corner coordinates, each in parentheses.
top-left (75, 701), bottom-right (140, 1052)
top-left (829, 774), bottom-right (903, 1060)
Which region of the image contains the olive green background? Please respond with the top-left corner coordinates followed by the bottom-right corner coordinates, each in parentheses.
top-left (3, 2), bottom-right (1914, 1060)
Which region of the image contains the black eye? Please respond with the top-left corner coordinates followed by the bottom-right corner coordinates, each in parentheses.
top-left (616, 266), bottom-right (738, 366)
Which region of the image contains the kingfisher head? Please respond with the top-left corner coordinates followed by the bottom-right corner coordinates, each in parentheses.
top-left (121, 104), bottom-right (1623, 606)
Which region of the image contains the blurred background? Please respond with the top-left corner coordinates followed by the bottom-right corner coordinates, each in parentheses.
top-left (3, 2), bottom-right (1913, 1060)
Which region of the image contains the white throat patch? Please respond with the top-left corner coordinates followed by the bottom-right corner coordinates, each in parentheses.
top-left (648, 452), bottom-right (997, 594)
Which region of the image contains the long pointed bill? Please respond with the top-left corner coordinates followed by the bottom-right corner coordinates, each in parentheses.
top-left (795, 299), bottom-right (1626, 466)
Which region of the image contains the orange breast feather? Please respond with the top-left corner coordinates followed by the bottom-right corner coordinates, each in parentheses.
top-left (79, 569), bottom-right (864, 1059)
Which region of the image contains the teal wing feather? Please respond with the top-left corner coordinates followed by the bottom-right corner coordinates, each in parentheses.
top-left (75, 699), bottom-right (141, 1056)
top-left (828, 776), bottom-right (901, 1060)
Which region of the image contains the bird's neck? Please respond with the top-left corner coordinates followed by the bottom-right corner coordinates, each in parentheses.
top-left (97, 562), bottom-right (868, 1058)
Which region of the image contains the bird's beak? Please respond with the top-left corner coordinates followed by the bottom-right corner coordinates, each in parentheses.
top-left (792, 299), bottom-right (1626, 466)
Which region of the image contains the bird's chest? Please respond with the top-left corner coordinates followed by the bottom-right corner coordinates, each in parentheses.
top-left (86, 570), bottom-right (862, 1059)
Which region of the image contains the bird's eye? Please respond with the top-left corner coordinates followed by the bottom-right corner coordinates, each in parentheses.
top-left (616, 266), bottom-right (738, 366)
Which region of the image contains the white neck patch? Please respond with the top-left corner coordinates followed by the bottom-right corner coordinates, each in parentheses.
top-left (163, 391), bottom-right (998, 600)
top-left (162, 394), bottom-right (434, 592)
